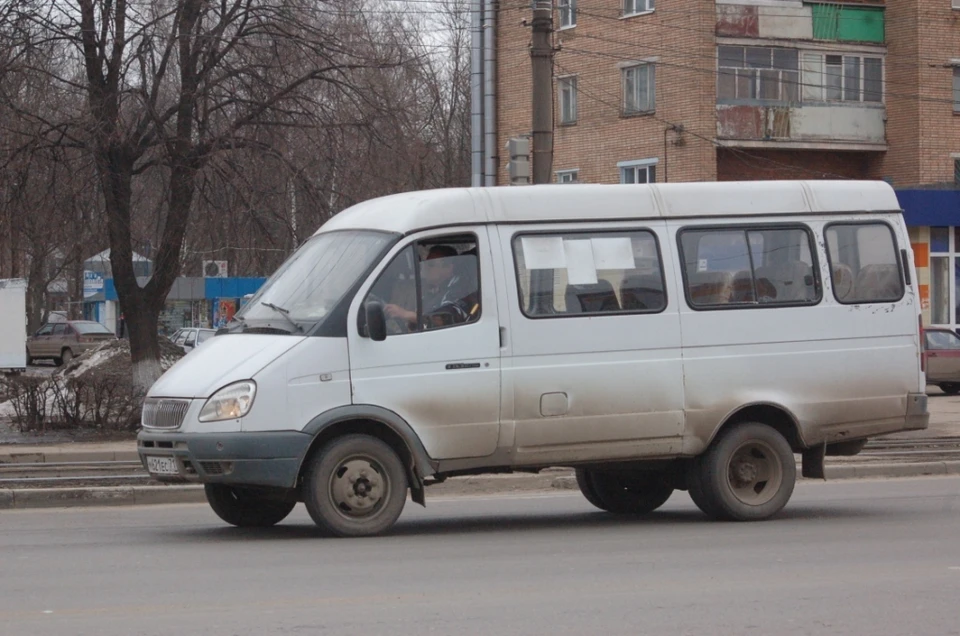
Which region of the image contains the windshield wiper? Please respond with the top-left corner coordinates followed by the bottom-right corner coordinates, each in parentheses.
top-left (260, 302), bottom-right (301, 333)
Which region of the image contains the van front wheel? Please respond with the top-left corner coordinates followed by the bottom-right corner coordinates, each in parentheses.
top-left (687, 422), bottom-right (796, 521)
top-left (575, 468), bottom-right (674, 514)
top-left (302, 434), bottom-right (408, 537)
top-left (204, 484), bottom-right (296, 527)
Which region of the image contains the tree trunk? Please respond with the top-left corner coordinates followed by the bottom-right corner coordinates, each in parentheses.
top-left (99, 151), bottom-right (165, 391)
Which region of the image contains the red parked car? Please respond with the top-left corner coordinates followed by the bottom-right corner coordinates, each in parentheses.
top-left (924, 327), bottom-right (960, 394)
top-left (26, 320), bottom-right (116, 366)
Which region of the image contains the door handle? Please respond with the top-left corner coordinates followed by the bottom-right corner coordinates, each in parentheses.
top-left (446, 362), bottom-right (481, 370)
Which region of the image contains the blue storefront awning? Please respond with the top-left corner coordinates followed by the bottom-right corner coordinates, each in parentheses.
top-left (99, 277), bottom-right (266, 302)
top-left (896, 189), bottom-right (960, 227)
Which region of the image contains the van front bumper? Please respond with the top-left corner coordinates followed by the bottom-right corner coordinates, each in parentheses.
top-left (137, 430), bottom-right (312, 489)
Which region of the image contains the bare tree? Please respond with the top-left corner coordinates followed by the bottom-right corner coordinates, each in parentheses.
top-left (5, 0), bottom-right (410, 387)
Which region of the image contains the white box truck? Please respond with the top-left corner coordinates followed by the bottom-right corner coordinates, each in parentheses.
top-left (0, 279), bottom-right (27, 373)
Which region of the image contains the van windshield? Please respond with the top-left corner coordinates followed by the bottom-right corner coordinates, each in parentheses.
top-left (234, 230), bottom-right (395, 332)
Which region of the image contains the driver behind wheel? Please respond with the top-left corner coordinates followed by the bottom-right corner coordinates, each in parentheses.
top-left (385, 245), bottom-right (477, 331)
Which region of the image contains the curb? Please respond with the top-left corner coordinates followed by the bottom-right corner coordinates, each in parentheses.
top-left (0, 450), bottom-right (140, 464)
top-left (1, 462), bottom-right (959, 511)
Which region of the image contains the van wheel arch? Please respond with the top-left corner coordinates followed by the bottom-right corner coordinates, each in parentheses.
top-left (709, 403), bottom-right (805, 453)
top-left (297, 407), bottom-right (436, 507)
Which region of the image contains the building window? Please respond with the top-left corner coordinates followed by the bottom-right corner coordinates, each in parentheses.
top-left (925, 227), bottom-right (960, 327)
top-left (512, 230), bottom-right (666, 317)
top-left (817, 55), bottom-right (883, 103)
top-left (955, 158), bottom-right (960, 184)
top-left (622, 64), bottom-right (655, 114)
top-left (624, 0), bottom-right (654, 16)
top-left (953, 0), bottom-right (960, 10)
top-left (556, 170), bottom-right (579, 184)
top-left (558, 0), bottom-right (576, 29)
top-left (618, 158), bottom-right (657, 184)
top-left (679, 226), bottom-right (820, 309)
top-left (954, 68), bottom-right (960, 113)
top-left (558, 76), bottom-right (577, 124)
top-left (718, 46), bottom-right (799, 102)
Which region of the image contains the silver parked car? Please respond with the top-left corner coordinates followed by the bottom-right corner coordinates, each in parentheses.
top-left (171, 327), bottom-right (216, 353)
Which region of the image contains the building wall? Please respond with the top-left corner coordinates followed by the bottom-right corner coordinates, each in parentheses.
top-left (717, 148), bottom-right (881, 181)
top-left (917, 2), bottom-right (960, 184)
top-left (496, 0), bottom-right (717, 185)
top-left (495, 0), bottom-right (958, 188)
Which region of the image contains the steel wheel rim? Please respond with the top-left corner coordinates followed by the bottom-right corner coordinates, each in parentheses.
top-left (328, 455), bottom-right (390, 521)
top-left (725, 440), bottom-right (783, 506)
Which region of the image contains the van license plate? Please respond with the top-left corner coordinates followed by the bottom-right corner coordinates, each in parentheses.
top-left (146, 456), bottom-right (179, 475)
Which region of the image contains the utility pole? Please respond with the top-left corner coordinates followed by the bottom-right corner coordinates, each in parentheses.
top-left (530, 1), bottom-right (554, 185)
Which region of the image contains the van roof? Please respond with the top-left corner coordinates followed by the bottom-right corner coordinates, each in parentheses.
top-left (315, 180), bottom-right (901, 236)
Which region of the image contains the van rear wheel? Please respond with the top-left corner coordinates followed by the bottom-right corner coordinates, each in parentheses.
top-left (204, 484), bottom-right (296, 528)
top-left (575, 468), bottom-right (674, 514)
top-left (302, 434), bottom-right (408, 537)
top-left (687, 422), bottom-right (796, 521)
top-left (939, 383), bottom-right (960, 395)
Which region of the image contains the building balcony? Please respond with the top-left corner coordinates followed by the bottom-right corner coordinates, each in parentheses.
top-left (716, 103), bottom-right (886, 151)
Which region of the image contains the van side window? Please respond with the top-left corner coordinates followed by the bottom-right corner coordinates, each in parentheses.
top-left (512, 230), bottom-right (666, 317)
top-left (679, 226), bottom-right (820, 309)
top-left (362, 234), bottom-right (481, 335)
top-left (825, 223), bottom-right (904, 304)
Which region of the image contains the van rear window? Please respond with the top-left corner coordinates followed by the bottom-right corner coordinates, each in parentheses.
top-left (678, 226), bottom-right (820, 309)
top-left (825, 222), bottom-right (904, 304)
top-left (512, 230), bottom-right (666, 317)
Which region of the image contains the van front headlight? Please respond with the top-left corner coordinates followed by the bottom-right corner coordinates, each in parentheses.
top-left (198, 381), bottom-right (257, 422)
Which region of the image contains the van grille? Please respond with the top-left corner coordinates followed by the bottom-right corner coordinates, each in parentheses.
top-left (142, 399), bottom-right (190, 430)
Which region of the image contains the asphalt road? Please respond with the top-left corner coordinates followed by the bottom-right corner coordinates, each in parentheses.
top-left (2, 478), bottom-right (960, 636)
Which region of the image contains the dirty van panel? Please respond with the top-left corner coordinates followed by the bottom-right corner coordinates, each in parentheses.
top-left (347, 226), bottom-right (502, 460)
top-left (674, 216), bottom-right (920, 451)
top-left (499, 223), bottom-right (685, 465)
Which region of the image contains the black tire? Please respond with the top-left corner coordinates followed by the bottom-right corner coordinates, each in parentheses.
top-left (687, 422), bottom-right (796, 521)
top-left (204, 484), bottom-right (296, 528)
top-left (25, 349), bottom-right (33, 366)
top-left (302, 434), bottom-right (408, 537)
top-left (59, 348), bottom-right (74, 366)
top-left (575, 468), bottom-right (674, 514)
top-left (939, 383), bottom-right (960, 395)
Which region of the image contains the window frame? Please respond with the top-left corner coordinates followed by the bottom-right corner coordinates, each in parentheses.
top-left (618, 158), bottom-right (658, 184)
top-left (623, 0), bottom-right (654, 18)
top-left (510, 227), bottom-right (669, 320)
top-left (621, 63), bottom-right (656, 115)
top-left (556, 169), bottom-right (579, 184)
top-left (823, 220), bottom-right (906, 306)
top-left (953, 67), bottom-right (960, 114)
top-left (676, 223), bottom-right (824, 312)
top-left (822, 54), bottom-right (884, 104)
top-left (558, 75), bottom-right (578, 125)
top-left (558, 0), bottom-right (576, 29)
top-left (359, 232), bottom-right (483, 337)
top-left (717, 45), bottom-right (800, 104)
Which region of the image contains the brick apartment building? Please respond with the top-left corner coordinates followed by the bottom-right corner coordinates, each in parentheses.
top-left (485, 0), bottom-right (960, 327)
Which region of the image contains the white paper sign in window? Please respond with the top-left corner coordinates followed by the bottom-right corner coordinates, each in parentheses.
top-left (590, 237), bottom-right (636, 270)
top-left (563, 240), bottom-right (599, 285)
top-left (521, 236), bottom-right (567, 269)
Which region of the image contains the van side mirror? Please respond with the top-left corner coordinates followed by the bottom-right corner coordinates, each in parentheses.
top-left (365, 301), bottom-right (387, 342)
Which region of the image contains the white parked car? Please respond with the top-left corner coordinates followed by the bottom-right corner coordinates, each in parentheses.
top-left (138, 180), bottom-right (928, 537)
top-left (170, 328), bottom-right (216, 353)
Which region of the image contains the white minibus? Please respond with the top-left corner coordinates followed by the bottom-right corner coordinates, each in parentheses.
top-left (138, 180), bottom-right (928, 536)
